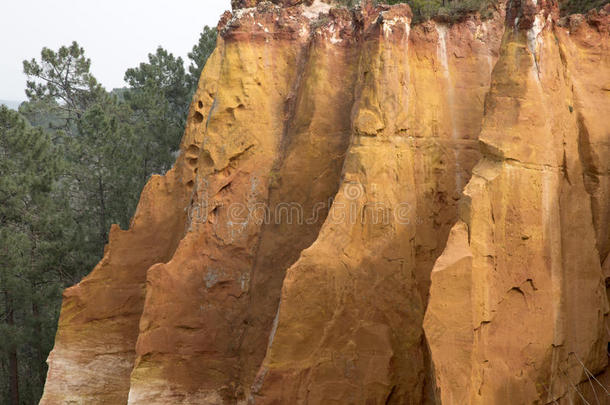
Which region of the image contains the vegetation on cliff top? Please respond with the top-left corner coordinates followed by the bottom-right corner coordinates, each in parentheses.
top-left (337, 0), bottom-right (609, 22)
top-left (559, 0), bottom-right (608, 15)
top-left (330, 0), bottom-right (499, 23)
top-left (384, 0), bottom-right (497, 22)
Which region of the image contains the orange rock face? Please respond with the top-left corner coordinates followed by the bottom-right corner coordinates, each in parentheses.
top-left (42, 1), bottom-right (609, 404)
top-left (424, 2), bottom-right (610, 404)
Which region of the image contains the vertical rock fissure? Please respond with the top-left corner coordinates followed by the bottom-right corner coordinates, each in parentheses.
top-left (435, 23), bottom-right (463, 193)
top-left (236, 31), bottom-right (317, 389)
top-left (237, 12), bottom-right (360, 398)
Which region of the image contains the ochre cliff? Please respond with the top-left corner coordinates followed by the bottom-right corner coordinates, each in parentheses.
top-left (423, 2), bottom-right (610, 403)
top-left (41, 0), bottom-right (610, 404)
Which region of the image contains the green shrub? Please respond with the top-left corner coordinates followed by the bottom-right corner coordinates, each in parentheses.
top-left (384, 0), bottom-right (496, 23)
top-left (559, 0), bottom-right (608, 15)
top-left (333, 0), bottom-right (496, 23)
top-left (334, 0), bottom-right (608, 23)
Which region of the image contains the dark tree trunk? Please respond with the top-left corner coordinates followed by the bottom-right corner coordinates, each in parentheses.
top-left (98, 176), bottom-right (107, 247)
top-left (32, 302), bottom-right (46, 387)
top-left (4, 292), bottom-right (19, 405)
top-left (9, 350), bottom-right (19, 405)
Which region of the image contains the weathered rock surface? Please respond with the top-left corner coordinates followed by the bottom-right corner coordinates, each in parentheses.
top-left (42, 0), bottom-right (610, 404)
top-left (424, 1), bottom-right (610, 404)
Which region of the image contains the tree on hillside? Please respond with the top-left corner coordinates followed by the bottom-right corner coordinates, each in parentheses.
top-left (125, 47), bottom-right (190, 123)
top-left (7, 26), bottom-right (219, 402)
top-left (23, 41), bottom-right (104, 126)
top-left (187, 26), bottom-right (217, 91)
top-left (22, 43), bottom-right (141, 252)
top-left (67, 100), bottom-right (141, 247)
top-left (0, 106), bottom-right (65, 405)
top-left (124, 47), bottom-right (190, 179)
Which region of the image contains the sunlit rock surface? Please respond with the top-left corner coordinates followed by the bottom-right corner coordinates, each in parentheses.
top-left (41, 1), bottom-right (609, 404)
top-left (424, 2), bottom-right (610, 404)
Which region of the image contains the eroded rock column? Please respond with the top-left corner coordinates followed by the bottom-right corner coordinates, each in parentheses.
top-left (39, 45), bottom-right (224, 405)
top-left (424, 2), bottom-right (609, 404)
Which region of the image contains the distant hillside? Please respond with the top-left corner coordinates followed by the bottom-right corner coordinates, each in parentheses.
top-left (111, 87), bottom-right (128, 101)
top-left (0, 99), bottom-right (24, 110)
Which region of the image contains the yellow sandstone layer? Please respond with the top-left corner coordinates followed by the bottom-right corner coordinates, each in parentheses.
top-left (424, 1), bottom-right (610, 404)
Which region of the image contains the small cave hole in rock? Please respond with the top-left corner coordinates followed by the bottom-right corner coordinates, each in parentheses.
top-left (198, 100), bottom-right (203, 108)
top-left (194, 111), bottom-right (204, 123)
top-left (200, 150), bottom-right (215, 168)
top-left (186, 180), bottom-right (194, 188)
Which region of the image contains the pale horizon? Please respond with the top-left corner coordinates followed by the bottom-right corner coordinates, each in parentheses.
top-left (0, 0), bottom-right (230, 101)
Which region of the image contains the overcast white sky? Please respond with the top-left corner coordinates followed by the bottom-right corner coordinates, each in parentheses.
top-left (0, 0), bottom-right (231, 100)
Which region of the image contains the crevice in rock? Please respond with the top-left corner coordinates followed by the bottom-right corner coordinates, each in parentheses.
top-left (233, 24), bottom-right (358, 396)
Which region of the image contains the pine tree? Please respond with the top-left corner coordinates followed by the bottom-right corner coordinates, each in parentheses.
top-left (124, 47), bottom-right (191, 179)
top-left (187, 26), bottom-right (217, 92)
top-left (0, 106), bottom-right (63, 404)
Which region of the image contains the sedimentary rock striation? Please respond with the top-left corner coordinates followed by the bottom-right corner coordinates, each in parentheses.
top-left (41, 0), bottom-right (610, 404)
